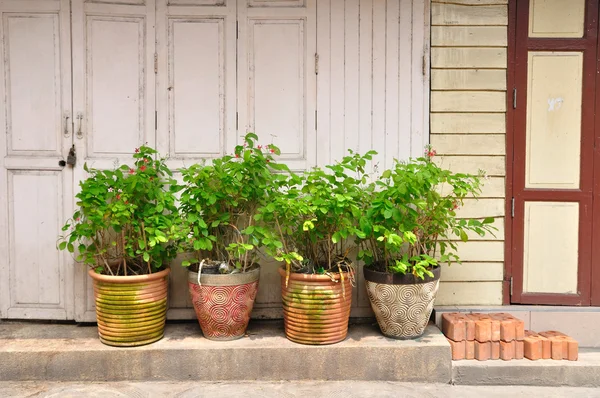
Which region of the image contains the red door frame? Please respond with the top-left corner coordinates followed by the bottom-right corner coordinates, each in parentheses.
top-left (506, 0), bottom-right (598, 306)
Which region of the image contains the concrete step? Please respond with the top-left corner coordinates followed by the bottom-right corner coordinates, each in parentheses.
top-left (452, 349), bottom-right (600, 388)
top-left (0, 320), bottom-right (452, 383)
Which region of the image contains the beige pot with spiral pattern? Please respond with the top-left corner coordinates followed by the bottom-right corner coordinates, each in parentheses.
top-left (364, 266), bottom-right (440, 339)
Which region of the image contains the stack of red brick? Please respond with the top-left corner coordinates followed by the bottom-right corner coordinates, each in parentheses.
top-left (442, 313), bottom-right (578, 361)
top-left (442, 313), bottom-right (525, 360)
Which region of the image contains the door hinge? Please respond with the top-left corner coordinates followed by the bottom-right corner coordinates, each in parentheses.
top-left (154, 53), bottom-right (158, 74)
top-left (510, 276), bottom-right (514, 296)
top-left (513, 87), bottom-right (517, 109)
top-left (511, 197), bottom-right (515, 218)
top-left (315, 53), bottom-right (319, 75)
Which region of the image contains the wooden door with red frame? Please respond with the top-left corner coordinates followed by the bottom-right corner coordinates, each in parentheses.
top-left (510, 0), bottom-right (597, 305)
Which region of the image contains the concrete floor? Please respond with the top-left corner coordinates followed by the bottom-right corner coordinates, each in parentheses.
top-left (0, 381), bottom-right (598, 398)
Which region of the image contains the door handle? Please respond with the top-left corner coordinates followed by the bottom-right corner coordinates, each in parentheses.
top-left (63, 114), bottom-right (70, 137)
top-left (76, 113), bottom-right (83, 139)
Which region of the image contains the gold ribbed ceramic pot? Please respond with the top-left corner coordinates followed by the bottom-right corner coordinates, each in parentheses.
top-left (90, 268), bottom-right (169, 347)
top-left (279, 267), bottom-right (352, 345)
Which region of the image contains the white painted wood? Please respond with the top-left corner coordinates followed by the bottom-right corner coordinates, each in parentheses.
top-left (432, 69), bottom-right (506, 90)
top-left (431, 112), bottom-right (506, 134)
top-left (526, 52), bottom-right (582, 190)
top-left (441, 262), bottom-right (504, 282)
top-left (385, 0), bottom-right (401, 166)
top-left (431, 91), bottom-right (506, 112)
top-left (523, 202), bottom-right (579, 294)
top-left (431, 47), bottom-right (507, 68)
top-left (431, 134), bottom-right (506, 155)
top-left (156, 0), bottom-right (236, 171)
top-left (371, 0), bottom-right (386, 169)
top-left (0, 0), bottom-right (73, 320)
top-left (357, 0), bottom-right (372, 157)
top-left (431, 26), bottom-right (507, 47)
top-left (71, 0), bottom-right (156, 322)
top-left (436, 281), bottom-right (503, 305)
top-left (434, 155), bottom-right (505, 176)
top-left (456, 198), bottom-right (505, 219)
top-left (411, 0), bottom-right (431, 155)
top-left (432, 3), bottom-right (507, 26)
top-left (237, 0), bottom-right (317, 171)
top-left (433, 0), bottom-right (507, 4)
top-left (529, 0), bottom-right (585, 38)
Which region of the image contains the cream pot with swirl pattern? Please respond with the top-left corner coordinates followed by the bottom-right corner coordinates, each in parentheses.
top-left (356, 148), bottom-right (495, 339)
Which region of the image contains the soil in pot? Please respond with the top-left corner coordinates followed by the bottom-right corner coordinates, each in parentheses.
top-left (188, 262), bottom-right (260, 341)
top-left (364, 265), bottom-right (440, 339)
top-left (279, 267), bottom-right (353, 345)
top-left (91, 268), bottom-right (170, 347)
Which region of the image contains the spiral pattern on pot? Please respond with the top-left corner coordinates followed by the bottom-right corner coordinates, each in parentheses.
top-left (365, 280), bottom-right (440, 339)
top-left (188, 281), bottom-right (258, 340)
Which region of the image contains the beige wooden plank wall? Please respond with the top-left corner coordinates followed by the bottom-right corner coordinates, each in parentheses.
top-left (430, 0), bottom-right (508, 305)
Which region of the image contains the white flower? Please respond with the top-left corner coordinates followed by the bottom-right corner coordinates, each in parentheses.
top-left (108, 187), bottom-right (114, 192)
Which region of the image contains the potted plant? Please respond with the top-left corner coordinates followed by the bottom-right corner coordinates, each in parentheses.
top-left (357, 147), bottom-right (495, 339)
top-left (58, 146), bottom-right (183, 346)
top-left (177, 134), bottom-right (288, 341)
top-left (257, 151), bottom-right (376, 345)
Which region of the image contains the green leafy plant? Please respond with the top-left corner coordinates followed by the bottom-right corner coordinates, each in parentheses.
top-left (58, 146), bottom-right (183, 276)
top-left (357, 147), bottom-right (496, 280)
top-left (177, 133), bottom-right (289, 273)
top-left (257, 150), bottom-right (377, 284)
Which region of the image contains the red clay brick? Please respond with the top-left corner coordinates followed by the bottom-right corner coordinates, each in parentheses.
top-left (465, 317), bottom-right (475, 341)
top-left (448, 338), bottom-right (466, 360)
top-left (468, 313), bottom-right (493, 342)
top-left (566, 339), bottom-right (579, 361)
top-left (491, 341), bottom-right (500, 360)
top-left (442, 313), bottom-right (468, 342)
top-left (500, 340), bottom-right (514, 361)
top-left (514, 317), bottom-right (525, 340)
top-left (514, 340), bottom-right (524, 360)
top-left (465, 340), bottom-right (475, 360)
top-left (524, 330), bottom-right (545, 360)
top-left (475, 341), bottom-right (491, 361)
top-left (539, 331), bottom-right (579, 361)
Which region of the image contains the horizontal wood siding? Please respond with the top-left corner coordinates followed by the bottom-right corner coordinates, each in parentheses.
top-left (431, 0), bottom-right (508, 305)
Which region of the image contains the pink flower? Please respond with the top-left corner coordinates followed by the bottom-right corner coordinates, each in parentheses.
top-left (108, 187), bottom-right (114, 193)
top-left (143, 158), bottom-right (149, 164)
top-left (427, 150), bottom-right (437, 158)
top-left (76, 217), bottom-right (80, 222)
top-left (235, 154), bottom-right (240, 158)
top-left (140, 165), bottom-right (147, 172)
top-left (258, 145), bottom-right (262, 150)
top-left (270, 148), bottom-right (275, 153)
top-left (116, 194), bottom-right (121, 200)
top-left (135, 148), bottom-right (140, 153)
top-left (129, 168), bottom-right (135, 175)
top-left (124, 200), bottom-right (128, 204)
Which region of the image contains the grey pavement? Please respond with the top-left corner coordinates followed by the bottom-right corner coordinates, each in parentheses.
top-left (0, 381), bottom-right (599, 398)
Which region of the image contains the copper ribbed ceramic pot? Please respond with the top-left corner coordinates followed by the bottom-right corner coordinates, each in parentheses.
top-left (188, 267), bottom-right (260, 341)
top-left (90, 268), bottom-right (169, 347)
top-left (278, 267), bottom-right (352, 345)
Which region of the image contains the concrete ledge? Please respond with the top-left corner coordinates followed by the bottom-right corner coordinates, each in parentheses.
top-left (452, 349), bottom-right (600, 388)
top-left (0, 321), bottom-right (451, 383)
